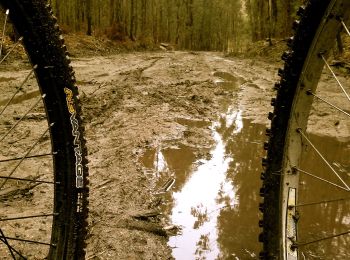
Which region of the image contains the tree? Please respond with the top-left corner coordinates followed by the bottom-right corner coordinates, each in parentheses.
top-left (86, 0), bottom-right (92, 35)
top-left (49, 0), bottom-right (303, 52)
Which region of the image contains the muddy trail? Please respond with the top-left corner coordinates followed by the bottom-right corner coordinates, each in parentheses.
top-left (69, 51), bottom-right (349, 259)
top-left (73, 52), bottom-right (276, 259)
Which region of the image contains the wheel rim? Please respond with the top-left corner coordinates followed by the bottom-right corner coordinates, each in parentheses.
top-left (281, 1), bottom-right (350, 259)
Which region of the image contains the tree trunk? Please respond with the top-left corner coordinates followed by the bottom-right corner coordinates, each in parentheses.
top-left (55, 0), bottom-right (60, 19)
top-left (267, 0), bottom-right (272, 45)
top-left (336, 32), bottom-right (344, 54)
top-left (141, 0), bottom-right (147, 37)
top-left (110, 0), bottom-right (115, 25)
top-left (86, 0), bottom-right (92, 35)
top-left (130, 0), bottom-right (135, 40)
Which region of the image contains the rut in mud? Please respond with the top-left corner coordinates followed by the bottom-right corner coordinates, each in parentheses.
top-left (73, 51), bottom-right (278, 259)
top-left (2, 0), bottom-right (350, 256)
top-left (1, 51), bottom-right (348, 259)
top-left (71, 51), bottom-right (349, 259)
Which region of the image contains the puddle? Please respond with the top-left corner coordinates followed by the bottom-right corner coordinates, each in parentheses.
top-left (140, 143), bottom-right (197, 183)
top-left (213, 71), bottom-right (237, 82)
top-left (140, 66), bottom-right (350, 258)
top-left (140, 110), bottom-right (265, 258)
top-left (175, 117), bottom-right (211, 128)
top-left (140, 109), bottom-right (350, 258)
top-left (213, 71), bottom-right (246, 92)
top-left (298, 134), bottom-right (350, 259)
top-left (168, 126), bottom-right (235, 259)
top-left (213, 71), bottom-right (240, 91)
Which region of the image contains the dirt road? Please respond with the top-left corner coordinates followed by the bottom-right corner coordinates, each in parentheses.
top-left (73, 51), bottom-right (276, 259)
top-left (72, 51), bottom-right (349, 259)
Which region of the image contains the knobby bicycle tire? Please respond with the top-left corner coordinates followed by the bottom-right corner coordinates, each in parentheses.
top-left (259, 0), bottom-right (350, 259)
top-left (0, 0), bottom-right (89, 259)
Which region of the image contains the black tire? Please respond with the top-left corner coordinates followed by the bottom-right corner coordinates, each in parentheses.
top-left (0, 0), bottom-right (88, 259)
top-left (259, 0), bottom-right (350, 259)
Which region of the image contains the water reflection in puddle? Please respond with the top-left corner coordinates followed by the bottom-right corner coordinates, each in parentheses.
top-left (213, 71), bottom-right (242, 91)
top-left (298, 134), bottom-right (350, 259)
top-left (169, 124), bottom-right (235, 259)
top-left (175, 117), bottom-right (211, 128)
top-left (140, 108), bottom-right (265, 259)
top-left (140, 108), bottom-right (350, 258)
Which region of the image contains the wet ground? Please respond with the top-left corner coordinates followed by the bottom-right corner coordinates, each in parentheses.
top-left (1, 50), bottom-right (349, 259)
top-left (139, 118), bottom-right (350, 259)
top-left (72, 51), bottom-right (350, 259)
top-left (297, 134), bottom-right (350, 259)
top-left (140, 115), bottom-right (265, 259)
top-left (0, 69), bottom-right (54, 258)
top-left (73, 51), bottom-right (276, 259)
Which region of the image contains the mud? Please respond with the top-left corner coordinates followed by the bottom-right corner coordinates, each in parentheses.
top-left (73, 51), bottom-right (276, 259)
top-left (73, 52), bottom-right (348, 259)
top-left (0, 72), bottom-right (53, 259)
top-left (0, 50), bottom-right (349, 259)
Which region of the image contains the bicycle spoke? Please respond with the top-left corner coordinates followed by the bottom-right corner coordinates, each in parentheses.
top-left (307, 90), bottom-right (350, 118)
top-left (0, 66), bottom-right (37, 117)
top-left (260, 1), bottom-right (350, 257)
top-left (0, 153), bottom-right (52, 163)
top-left (0, 9), bottom-right (9, 59)
top-left (294, 196), bottom-right (350, 207)
top-left (0, 175), bottom-right (58, 184)
top-left (294, 167), bottom-right (349, 192)
top-left (293, 230), bottom-right (350, 249)
top-left (0, 213), bottom-right (58, 221)
top-left (0, 123), bottom-right (53, 190)
top-left (0, 228), bottom-right (17, 259)
top-left (0, 37), bottom-right (23, 64)
top-left (297, 129), bottom-right (350, 190)
top-left (0, 236), bottom-right (55, 247)
top-left (341, 19), bottom-right (350, 37)
top-left (0, 94), bottom-right (45, 143)
top-left (321, 55), bottom-right (350, 102)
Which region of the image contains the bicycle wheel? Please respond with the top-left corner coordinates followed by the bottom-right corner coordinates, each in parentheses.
top-left (0, 0), bottom-right (88, 259)
top-left (260, 0), bottom-right (350, 259)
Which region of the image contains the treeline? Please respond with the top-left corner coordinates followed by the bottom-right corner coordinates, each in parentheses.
top-left (247, 0), bottom-right (302, 41)
top-left (49, 0), bottom-right (302, 52)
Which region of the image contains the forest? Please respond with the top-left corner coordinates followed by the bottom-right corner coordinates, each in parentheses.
top-left (49, 0), bottom-right (303, 52)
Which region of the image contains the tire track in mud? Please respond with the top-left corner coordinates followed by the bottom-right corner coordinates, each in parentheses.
top-left (72, 52), bottom-right (281, 259)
